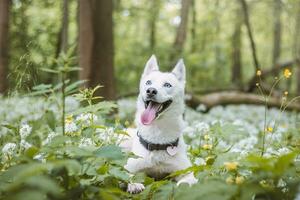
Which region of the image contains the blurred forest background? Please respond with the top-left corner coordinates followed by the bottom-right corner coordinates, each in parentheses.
top-left (0, 0), bottom-right (300, 105)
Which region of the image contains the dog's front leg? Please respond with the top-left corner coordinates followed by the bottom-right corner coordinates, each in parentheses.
top-left (124, 157), bottom-right (150, 194)
top-left (124, 157), bottom-right (149, 173)
top-left (176, 172), bottom-right (198, 186)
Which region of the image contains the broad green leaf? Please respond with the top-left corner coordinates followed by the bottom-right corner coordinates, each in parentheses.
top-left (94, 145), bottom-right (124, 160)
top-left (44, 110), bottom-right (56, 131)
top-left (109, 167), bottom-right (130, 181)
top-left (70, 101), bottom-right (117, 115)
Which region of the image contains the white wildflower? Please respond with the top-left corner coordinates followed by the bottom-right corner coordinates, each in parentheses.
top-left (195, 122), bottom-right (210, 133)
top-left (79, 137), bottom-right (94, 148)
top-left (2, 143), bottom-right (17, 157)
top-left (277, 147), bottom-right (290, 155)
top-left (76, 113), bottom-right (98, 126)
top-left (20, 139), bottom-right (32, 150)
top-left (33, 153), bottom-right (46, 163)
top-left (19, 123), bottom-right (32, 139)
top-left (42, 132), bottom-right (59, 145)
top-left (65, 121), bottom-right (78, 133)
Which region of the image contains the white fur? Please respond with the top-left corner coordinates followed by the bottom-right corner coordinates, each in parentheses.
top-left (122, 55), bottom-right (197, 194)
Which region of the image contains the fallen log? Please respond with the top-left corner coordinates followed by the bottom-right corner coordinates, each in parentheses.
top-left (185, 91), bottom-right (300, 112)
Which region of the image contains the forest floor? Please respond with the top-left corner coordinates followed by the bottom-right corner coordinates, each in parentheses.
top-left (0, 95), bottom-right (300, 200)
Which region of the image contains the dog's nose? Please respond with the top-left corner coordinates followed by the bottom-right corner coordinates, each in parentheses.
top-left (146, 87), bottom-right (157, 97)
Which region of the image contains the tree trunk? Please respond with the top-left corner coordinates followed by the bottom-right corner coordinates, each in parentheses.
top-left (61, 0), bottom-right (69, 53)
top-left (231, 5), bottom-right (243, 86)
top-left (55, 0), bottom-right (69, 58)
top-left (149, 0), bottom-right (160, 51)
top-left (190, 0), bottom-right (196, 53)
top-left (170, 0), bottom-right (191, 63)
top-left (239, 0), bottom-right (260, 71)
top-left (295, 0), bottom-right (300, 95)
top-left (79, 0), bottom-right (115, 100)
top-left (272, 0), bottom-right (282, 69)
top-left (0, 0), bottom-right (10, 93)
top-left (214, 0), bottom-right (223, 82)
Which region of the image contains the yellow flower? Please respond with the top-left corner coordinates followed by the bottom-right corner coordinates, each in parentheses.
top-left (224, 162), bottom-right (238, 171)
top-left (256, 70), bottom-right (262, 76)
top-left (235, 176), bottom-right (245, 185)
top-left (226, 177), bottom-right (234, 184)
top-left (283, 69), bottom-right (292, 78)
top-left (284, 91), bottom-right (288, 96)
top-left (266, 127), bottom-right (273, 133)
top-left (65, 115), bottom-right (73, 124)
top-left (255, 83), bottom-right (259, 87)
top-left (204, 134), bottom-right (210, 140)
top-left (202, 144), bottom-right (212, 150)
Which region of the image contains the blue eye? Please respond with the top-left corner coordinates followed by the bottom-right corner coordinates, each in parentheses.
top-left (146, 80), bottom-right (152, 85)
top-left (163, 82), bottom-right (172, 88)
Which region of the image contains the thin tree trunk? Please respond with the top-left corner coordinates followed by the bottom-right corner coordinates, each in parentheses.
top-left (190, 0), bottom-right (196, 53)
top-left (272, 0), bottom-right (282, 68)
top-left (0, 0), bottom-right (10, 93)
top-left (231, 5), bottom-right (243, 86)
top-left (170, 0), bottom-right (191, 63)
top-left (214, 0), bottom-right (223, 82)
top-left (239, 0), bottom-right (260, 71)
top-left (55, 0), bottom-right (69, 58)
top-left (294, 0), bottom-right (300, 95)
top-left (61, 0), bottom-right (69, 53)
top-left (149, 0), bottom-right (160, 51)
top-left (79, 0), bottom-right (115, 100)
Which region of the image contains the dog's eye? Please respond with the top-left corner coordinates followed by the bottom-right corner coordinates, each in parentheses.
top-left (163, 82), bottom-right (172, 88)
top-left (146, 80), bottom-right (152, 85)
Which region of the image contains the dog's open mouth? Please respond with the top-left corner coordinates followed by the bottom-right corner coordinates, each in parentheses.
top-left (141, 100), bottom-right (172, 125)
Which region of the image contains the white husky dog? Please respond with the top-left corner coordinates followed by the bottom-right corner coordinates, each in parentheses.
top-left (122, 55), bottom-right (197, 194)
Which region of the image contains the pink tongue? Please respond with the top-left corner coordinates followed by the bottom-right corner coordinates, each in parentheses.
top-left (141, 102), bottom-right (159, 125)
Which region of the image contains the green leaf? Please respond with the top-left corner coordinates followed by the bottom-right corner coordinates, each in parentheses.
top-left (97, 163), bottom-right (109, 175)
top-left (175, 180), bottom-right (238, 200)
top-left (10, 190), bottom-right (47, 200)
top-left (62, 146), bottom-right (93, 157)
top-left (94, 145), bottom-right (124, 161)
top-left (40, 68), bottom-right (59, 74)
top-left (109, 167), bottom-right (130, 181)
top-left (65, 80), bottom-right (87, 94)
top-left (44, 110), bottom-right (56, 131)
top-left (52, 159), bottom-right (81, 175)
top-left (24, 175), bottom-right (62, 196)
top-left (24, 146), bottom-right (39, 158)
top-left (70, 101), bottom-right (117, 115)
top-left (274, 151), bottom-right (297, 176)
top-left (47, 135), bottom-right (70, 147)
top-left (32, 84), bottom-right (52, 91)
top-left (82, 127), bottom-right (94, 138)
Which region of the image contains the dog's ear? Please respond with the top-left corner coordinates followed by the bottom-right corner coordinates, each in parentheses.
top-left (172, 59), bottom-right (186, 84)
top-left (143, 55), bottom-right (159, 76)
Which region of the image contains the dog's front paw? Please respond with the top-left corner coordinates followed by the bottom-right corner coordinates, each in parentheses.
top-left (127, 183), bottom-right (145, 194)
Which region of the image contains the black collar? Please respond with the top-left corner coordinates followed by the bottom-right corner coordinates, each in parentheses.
top-left (137, 132), bottom-right (179, 151)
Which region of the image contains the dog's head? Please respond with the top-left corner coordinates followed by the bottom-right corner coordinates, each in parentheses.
top-left (137, 55), bottom-right (186, 125)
